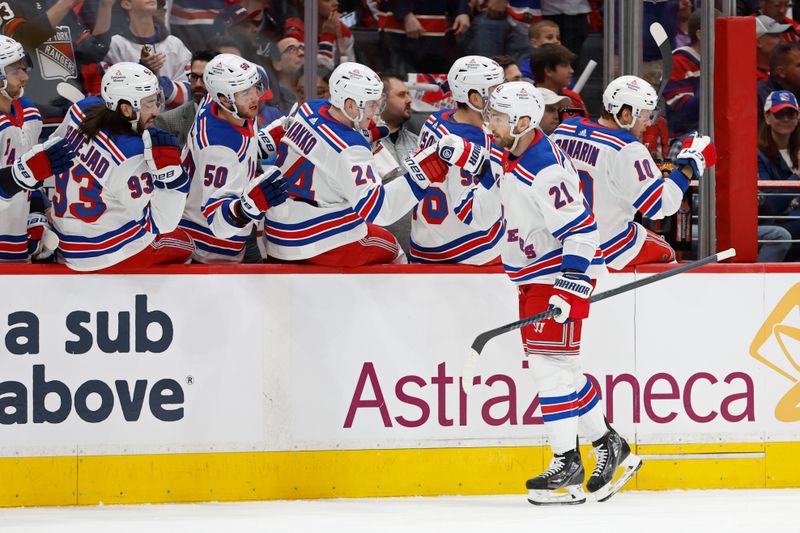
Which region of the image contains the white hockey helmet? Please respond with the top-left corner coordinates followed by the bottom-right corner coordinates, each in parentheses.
top-left (485, 81), bottom-right (545, 151)
top-left (204, 53), bottom-right (265, 120)
top-left (101, 62), bottom-right (162, 129)
top-left (602, 75), bottom-right (658, 130)
top-left (328, 61), bottom-right (384, 128)
top-left (448, 55), bottom-right (505, 112)
top-left (0, 36), bottom-right (28, 99)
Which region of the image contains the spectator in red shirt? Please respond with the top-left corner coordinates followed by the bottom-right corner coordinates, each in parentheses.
top-left (759, 0), bottom-right (800, 42)
top-left (376, 0), bottom-right (471, 75)
top-left (641, 111), bottom-right (670, 160)
top-left (528, 43), bottom-right (588, 117)
top-left (640, 71), bottom-right (670, 159)
top-left (282, 0), bottom-right (355, 70)
top-left (756, 14), bottom-right (791, 83)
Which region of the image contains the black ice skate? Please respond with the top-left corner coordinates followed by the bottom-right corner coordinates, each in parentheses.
top-left (526, 449), bottom-right (586, 505)
top-left (586, 428), bottom-right (642, 502)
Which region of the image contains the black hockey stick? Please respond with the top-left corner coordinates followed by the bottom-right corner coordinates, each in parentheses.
top-left (461, 248), bottom-right (737, 394)
top-left (649, 22), bottom-right (673, 98)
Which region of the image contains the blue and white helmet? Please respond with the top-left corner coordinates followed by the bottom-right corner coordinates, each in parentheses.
top-left (448, 55), bottom-right (504, 112)
top-left (101, 62), bottom-right (162, 129)
top-left (204, 53), bottom-right (264, 119)
top-left (485, 81), bottom-right (544, 151)
top-left (329, 61), bottom-right (384, 128)
top-left (0, 36), bottom-right (27, 98)
top-left (602, 75), bottom-right (658, 130)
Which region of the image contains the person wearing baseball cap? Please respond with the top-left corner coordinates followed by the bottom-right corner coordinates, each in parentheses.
top-left (761, 90), bottom-right (800, 169)
top-left (756, 15), bottom-right (792, 83)
top-left (757, 89), bottom-right (800, 262)
top-left (537, 87), bottom-right (571, 135)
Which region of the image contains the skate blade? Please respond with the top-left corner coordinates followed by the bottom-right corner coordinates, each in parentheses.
top-left (527, 485), bottom-right (587, 506)
top-left (593, 453), bottom-right (643, 503)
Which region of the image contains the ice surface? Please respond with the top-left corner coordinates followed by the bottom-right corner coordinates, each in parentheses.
top-left (0, 489), bottom-right (797, 533)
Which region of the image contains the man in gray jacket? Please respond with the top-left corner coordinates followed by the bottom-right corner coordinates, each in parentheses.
top-left (378, 74), bottom-right (419, 254)
top-left (155, 50), bottom-right (217, 146)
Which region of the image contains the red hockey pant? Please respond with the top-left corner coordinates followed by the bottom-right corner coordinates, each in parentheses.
top-left (305, 223), bottom-right (401, 267)
top-left (106, 229), bottom-right (195, 270)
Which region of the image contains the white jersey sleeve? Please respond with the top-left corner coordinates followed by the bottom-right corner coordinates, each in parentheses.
top-left (195, 144), bottom-right (253, 240)
top-left (614, 142), bottom-right (689, 220)
top-left (452, 152), bottom-right (503, 231)
top-left (336, 144), bottom-right (421, 226)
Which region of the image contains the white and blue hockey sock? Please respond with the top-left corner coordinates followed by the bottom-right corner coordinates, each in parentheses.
top-left (576, 374), bottom-right (607, 443)
top-left (539, 387), bottom-right (581, 454)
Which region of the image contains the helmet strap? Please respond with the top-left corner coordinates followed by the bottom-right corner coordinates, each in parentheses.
top-left (342, 105), bottom-right (363, 129)
top-left (466, 100), bottom-right (484, 113)
top-left (0, 77), bottom-right (15, 100)
top-left (220, 94), bottom-right (247, 121)
top-left (465, 92), bottom-right (487, 114)
top-left (612, 108), bottom-right (636, 130)
top-left (126, 108), bottom-right (140, 132)
top-left (509, 120), bottom-right (535, 152)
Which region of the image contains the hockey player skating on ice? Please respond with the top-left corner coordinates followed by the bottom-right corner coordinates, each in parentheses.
top-left (0, 35), bottom-right (52, 262)
top-left (445, 81), bottom-right (641, 504)
top-left (4, 63), bottom-right (195, 271)
top-left (265, 61), bottom-right (452, 267)
top-left (409, 55), bottom-right (505, 265)
top-left (179, 53), bottom-right (289, 263)
top-left (550, 75), bottom-right (716, 269)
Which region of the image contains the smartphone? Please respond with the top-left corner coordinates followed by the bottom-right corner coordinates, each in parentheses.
top-left (340, 11), bottom-right (357, 28)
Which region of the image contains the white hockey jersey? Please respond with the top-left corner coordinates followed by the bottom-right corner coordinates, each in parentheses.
top-left (551, 118), bottom-right (690, 270)
top-left (455, 130), bottom-right (605, 285)
top-left (48, 97), bottom-right (191, 271)
top-left (409, 109), bottom-right (504, 265)
top-left (0, 97), bottom-right (42, 262)
top-left (179, 100), bottom-right (260, 263)
top-left (265, 99), bottom-right (426, 261)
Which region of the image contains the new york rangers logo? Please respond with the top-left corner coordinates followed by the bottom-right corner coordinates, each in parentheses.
top-left (36, 26), bottom-right (77, 81)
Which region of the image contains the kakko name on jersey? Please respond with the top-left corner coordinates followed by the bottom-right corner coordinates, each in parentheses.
top-left (0, 97), bottom-right (42, 261)
top-left (410, 109), bottom-right (504, 265)
top-left (179, 99), bottom-right (261, 263)
top-left (264, 99), bottom-right (427, 260)
top-left (551, 117), bottom-right (690, 270)
top-left (46, 97), bottom-right (191, 271)
top-left (455, 129), bottom-right (605, 285)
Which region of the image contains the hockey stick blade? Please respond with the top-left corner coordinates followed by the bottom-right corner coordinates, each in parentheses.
top-left (57, 82), bottom-right (85, 105)
top-left (462, 248), bottom-right (736, 393)
top-left (649, 22), bottom-right (673, 98)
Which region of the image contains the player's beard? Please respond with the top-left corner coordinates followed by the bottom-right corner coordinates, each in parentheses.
top-left (135, 115), bottom-right (156, 133)
top-left (493, 134), bottom-right (514, 149)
